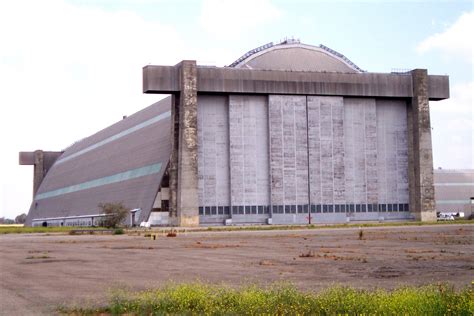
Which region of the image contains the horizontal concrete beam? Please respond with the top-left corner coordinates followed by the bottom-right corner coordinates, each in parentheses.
top-left (143, 65), bottom-right (179, 93)
top-left (19, 151), bottom-right (63, 165)
top-left (19, 152), bottom-right (35, 165)
top-left (428, 75), bottom-right (450, 101)
top-left (143, 64), bottom-right (449, 100)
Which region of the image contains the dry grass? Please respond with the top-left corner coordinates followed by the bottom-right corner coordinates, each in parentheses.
top-left (166, 230), bottom-right (177, 237)
top-left (299, 250), bottom-right (316, 258)
top-left (259, 259), bottom-right (276, 266)
top-left (186, 242), bottom-right (241, 249)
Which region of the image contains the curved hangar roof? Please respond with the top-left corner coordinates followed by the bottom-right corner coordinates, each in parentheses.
top-left (229, 40), bottom-right (364, 73)
top-left (25, 97), bottom-right (172, 226)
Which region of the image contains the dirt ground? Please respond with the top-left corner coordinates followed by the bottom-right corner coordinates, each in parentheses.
top-left (1, 224), bottom-right (473, 315)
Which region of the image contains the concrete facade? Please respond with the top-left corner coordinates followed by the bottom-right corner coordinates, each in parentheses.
top-left (144, 41), bottom-right (449, 226)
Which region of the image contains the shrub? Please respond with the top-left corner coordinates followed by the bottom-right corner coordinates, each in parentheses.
top-left (98, 202), bottom-right (129, 228)
top-left (166, 229), bottom-right (177, 237)
top-left (113, 228), bottom-right (124, 235)
top-left (15, 213), bottom-right (27, 224)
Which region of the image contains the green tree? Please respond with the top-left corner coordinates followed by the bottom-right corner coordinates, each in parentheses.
top-left (98, 202), bottom-right (129, 228)
top-left (15, 213), bottom-right (27, 224)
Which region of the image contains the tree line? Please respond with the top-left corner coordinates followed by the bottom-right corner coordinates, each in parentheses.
top-left (0, 213), bottom-right (27, 224)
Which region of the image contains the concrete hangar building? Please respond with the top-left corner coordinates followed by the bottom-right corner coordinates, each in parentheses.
top-left (21, 40), bottom-right (450, 227)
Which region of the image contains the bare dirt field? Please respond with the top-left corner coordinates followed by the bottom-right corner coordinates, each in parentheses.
top-left (1, 224), bottom-right (473, 315)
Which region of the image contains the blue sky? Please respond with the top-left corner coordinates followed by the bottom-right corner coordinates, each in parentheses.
top-left (67, 0), bottom-right (471, 75)
top-left (0, 0), bottom-right (472, 219)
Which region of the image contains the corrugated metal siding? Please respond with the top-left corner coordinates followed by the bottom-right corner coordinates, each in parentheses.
top-left (434, 170), bottom-right (474, 215)
top-left (26, 97), bottom-right (172, 226)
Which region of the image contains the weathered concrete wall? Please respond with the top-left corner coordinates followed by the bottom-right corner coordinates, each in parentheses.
top-left (144, 65), bottom-right (449, 101)
top-left (269, 95), bottom-right (309, 214)
top-left (33, 150), bottom-right (45, 197)
top-left (168, 94), bottom-right (179, 224)
top-left (176, 61), bottom-right (199, 226)
top-left (410, 69), bottom-right (437, 221)
top-left (197, 95), bottom-right (230, 221)
top-left (343, 98), bottom-right (378, 207)
top-left (308, 96), bottom-right (345, 210)
top-left (229, 95), bottom-right (270, 218)
top-left (376, 100), bottom-right (409, 208)
top-left (193, 93), bottom-right (413, 224)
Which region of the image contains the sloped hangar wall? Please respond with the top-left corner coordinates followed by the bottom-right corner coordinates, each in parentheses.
top-left (197, 95), bottom-right (410, 224)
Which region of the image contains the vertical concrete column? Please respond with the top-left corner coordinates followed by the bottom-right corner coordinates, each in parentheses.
top-left (20, 150), bottom-right (62, 198)
top-left (168, 94), bottom-right (180, 225)
top-left (409, 69), bottom-right (436, 221)
top-left (33, 150), bottom-right (45, 197)
top-left (176, 60), bottom-right (199, 226)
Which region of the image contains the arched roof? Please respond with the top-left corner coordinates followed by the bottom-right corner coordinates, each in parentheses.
top-left (229, 40), bottom-right (364, 73)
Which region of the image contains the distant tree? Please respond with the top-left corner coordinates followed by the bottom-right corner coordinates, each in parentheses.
top-left (98, 202), bottom-right (129, 228)
top-left (0, 217), bottom-right (15, 224)
top-left (15, 213), bottom-right (27, 224)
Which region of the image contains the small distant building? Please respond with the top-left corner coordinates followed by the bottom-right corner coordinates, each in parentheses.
top-left (20, 40), bottom-right (450, 227)
top-left (434, 169), bottom-right (474, 218)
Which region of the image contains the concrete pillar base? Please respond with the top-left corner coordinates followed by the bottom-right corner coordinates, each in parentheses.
top-left (408, 69), bottom-right (437, 222)
top-left (179, 215), bottom-right (200, 227)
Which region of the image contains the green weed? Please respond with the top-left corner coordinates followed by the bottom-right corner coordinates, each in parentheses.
top-left (113, 228), bottom-right (124, 235)
top-left (62, 282), bottom-right (473, 315)
top-left (0, 226), bottom-right (106, 235)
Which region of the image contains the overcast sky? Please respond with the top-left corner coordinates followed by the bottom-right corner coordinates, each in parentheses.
top-left (0, 0), bottom-right (472, 219)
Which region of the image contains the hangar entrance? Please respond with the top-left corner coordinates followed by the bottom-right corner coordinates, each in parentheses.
top-left (197, 94), bottom-right (411, 226)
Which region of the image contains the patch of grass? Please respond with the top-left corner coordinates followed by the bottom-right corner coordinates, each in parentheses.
top-left (202, 219), bottom-right (473, 233)
top-left (0, 226), bottom-right (107, 235)
top-left (112, 228), bottom-right (124, 235)
top-left (186, 242), bottom-right (240, 249)
top-left (2, 219), bottom-right (471, 235)
top-left (61, 282), bottom-right (473, 315)
top-left (26, 255), bottom-right (51, 259)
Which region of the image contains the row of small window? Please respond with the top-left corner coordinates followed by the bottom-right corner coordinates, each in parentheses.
top-left (273, 203), bottom-right (410, 213)
top-left (32, 220), bottom-right (93, 227)
top-left (199, 205), bottom-right (270, 216)
top-left (199, 203), bottom-right (409, 216)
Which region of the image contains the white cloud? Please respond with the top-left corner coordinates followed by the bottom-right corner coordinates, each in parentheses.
top-left (431, 81), bottom-right (473, 114)
top-left (0, 0), bottom-right (186, 218)
top-left (417, 11), bottom-right (474, 64)
top-left (199, 0), bottom-right (282, 38)
top-left (431, 81), bottom-right (474, 169)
